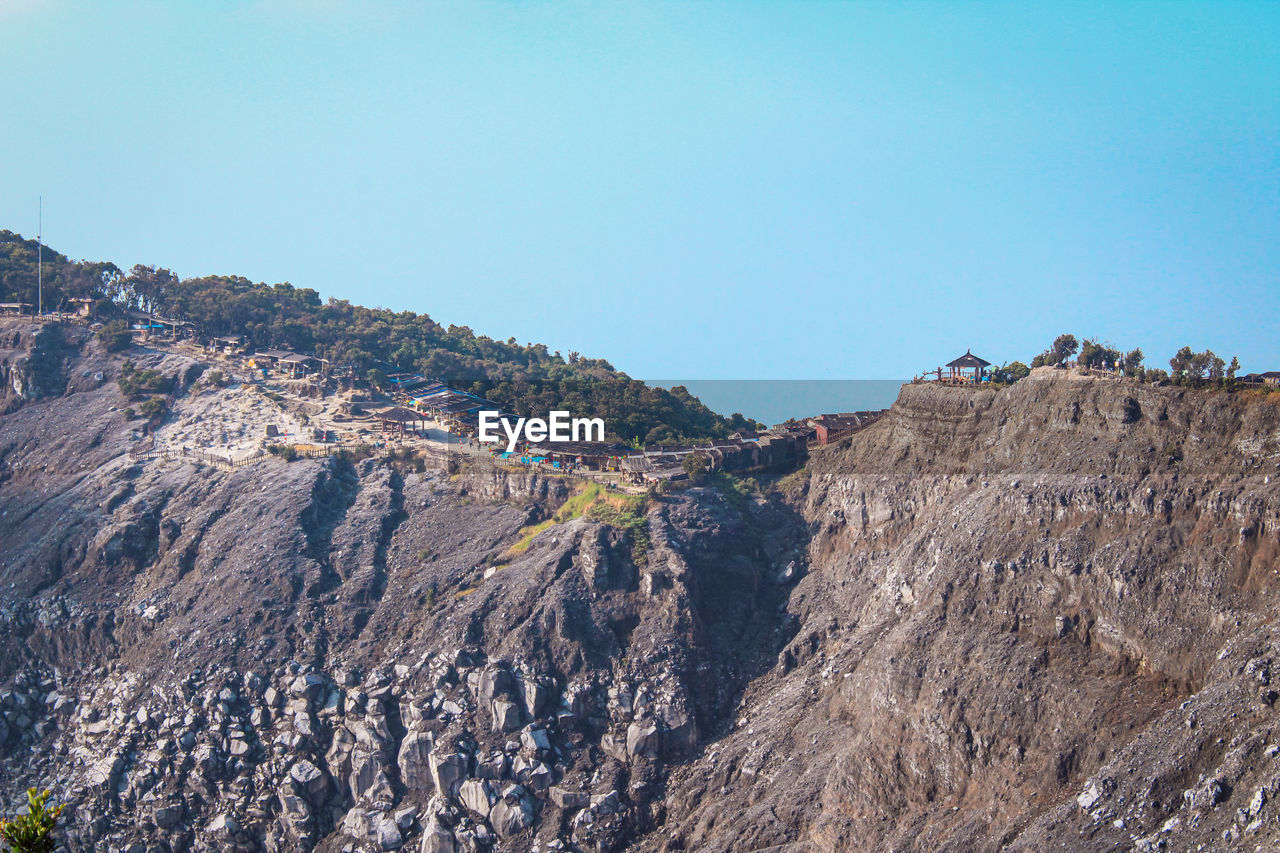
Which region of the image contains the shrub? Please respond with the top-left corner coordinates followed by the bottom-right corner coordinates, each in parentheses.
top-left (681, 453), bottom-right (709, 485)
top-left (97, 320), bottom-right (132, 353)
top-left (118, 361), bottom-right (174, 399)
top-left (992, 361), bottom-right (1030, 384)
top-left (267, 444), bottom-right (299, 461)
top-left (0, 788), bottom-right (64, 853)
top-left (136, 397), bottom-right (167, 420)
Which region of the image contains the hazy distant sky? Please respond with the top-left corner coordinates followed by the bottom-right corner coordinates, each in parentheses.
top-left (1, 1), bottom-right (1276, 378)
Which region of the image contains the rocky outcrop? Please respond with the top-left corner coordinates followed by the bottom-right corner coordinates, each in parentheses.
top-left (651, 377), bottom-right (1280, 852)
top-left (0, 319), bottom-right (83, 412)
top-left (7, 326), bottom-right (1280, 852)
top-left (0, 328), bottom-right (803, 851)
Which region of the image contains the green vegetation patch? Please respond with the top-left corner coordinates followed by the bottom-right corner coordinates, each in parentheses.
top-left (117, 360), bottom-right (174, 399)
top-left (711, 471), bottom-right (760, 510)
top-left (504, 482), bottom-right (651, 564)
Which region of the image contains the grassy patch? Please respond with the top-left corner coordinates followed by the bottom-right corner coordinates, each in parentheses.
top-left (711, 471), bottom-right (758, 510)
top-left (118, 361), bottom-right (174, 400)
top-left (773, 467), bottom-right (809, 496)
top-left (502, 482), bottom-right (652, 565)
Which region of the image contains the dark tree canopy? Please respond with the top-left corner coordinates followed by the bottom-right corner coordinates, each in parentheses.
top-left (1, 232), bottom-right (757, 444)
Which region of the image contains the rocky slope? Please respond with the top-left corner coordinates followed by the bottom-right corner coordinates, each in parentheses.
top-left (2, 322), bottom-right (1280, 853)
top-left (652, 371), bottom-right (1280, 852)
top-left (0, 319), bottom-right (804, 852)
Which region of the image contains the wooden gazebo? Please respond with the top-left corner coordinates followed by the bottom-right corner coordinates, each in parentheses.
top-left (946, 350), bottom-right (991, 383)
top-left (371, 405), bottom-right (430, 436)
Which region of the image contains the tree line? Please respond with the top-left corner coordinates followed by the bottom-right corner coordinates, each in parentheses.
top-left (991, 333), bottom-right (1246, 389)
top-left (0, 231), bottom-right (759, 444)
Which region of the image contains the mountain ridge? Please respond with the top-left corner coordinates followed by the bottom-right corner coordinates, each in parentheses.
top-left (1, 318), bottom-right (1279, 851)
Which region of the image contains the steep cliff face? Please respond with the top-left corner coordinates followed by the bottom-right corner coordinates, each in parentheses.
top-left (4, 324), bottom-right (1280, 853)
top-left (0, 319), bottom-right (93, 413)
top-left (653, 374), bottom-right (1280, 852)
top-left (0, 325), bottom-right (805, 852)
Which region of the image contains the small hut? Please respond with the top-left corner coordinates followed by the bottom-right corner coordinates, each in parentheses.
top-left (371, 405), bottom-right (430, 436)
top-left (946, 350), bottom-right (991, 383)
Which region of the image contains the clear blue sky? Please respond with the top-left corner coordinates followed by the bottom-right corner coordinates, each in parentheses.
top-left (1, 1), bottom-right (1276, 378)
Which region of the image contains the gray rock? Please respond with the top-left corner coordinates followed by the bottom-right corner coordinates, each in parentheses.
top-left (459, 778), bottom-right (494, 817)
top-left (398, 729), bottom-right (437, 790)
top-left (600, 732), bottom-right (628, 763)
top-left (521, 725), bottom-right (550, 753)
top-left (492, 698), bottom-right (521, 733)
top-left (489, 796), bottom-right (534, 838)
top-left (342, 807), bottom-right (376, 842)
top-left (429, 750), bottom-right (469, 798)
top-left (591, 790), bottom-right (621, 815)
top-left (419, 816), bottom-right (457, 853)
top-left (394, 804), bottom-right (419, 829)
top-left (293, 712), bottom-right (315, 738)
top-left (524, 761), bottom-right (553, 791)
top-left (520, 677), bottom-right (547, 718)
top-left (478, 666), bottom-right (514, 704)
top-left (350, 749), bottom-right (394, 804)
top-left (550, 786), bottom-right (589, 810)
top-left (278, 791), bottom-right (310, 826)
top-left (153, 802), bottom-right (183, 828)
top-left (626, 720), bottom-right (660, 759)
top-left (376, 812), bottom-right (404, 850)
top-left (292, 672), bottom-right (327, 700)
top-left (476, 751), bottom-right (508, 780)
top-left (290, 759), bottom-right (329, 799)
top-left (205, 813), bottom-right (239, 835)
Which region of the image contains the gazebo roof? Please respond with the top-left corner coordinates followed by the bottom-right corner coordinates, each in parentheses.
top-left (946, 349), bottom-right (992, 368)
top-left (372, 406), bottom-right (426, 423)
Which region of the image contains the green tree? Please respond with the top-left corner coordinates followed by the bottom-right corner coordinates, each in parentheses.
top-left (992, 361), bottom-right (1030, 383)
top-left (1121, 348), bottom-right (1144, 378)
top-left (0, 230), bottom-right (750, 444)
top-left (0, 788), bottom-right (64, 853)
top-left (1078, 338), bottom-right (1121, 370)
top-left (1031, 334), bottom-right (1079, 368)
top-left (1050, 334), bottom-right (1079, 365)
top-left (1169, 346), bottom-right (1194, 383)
top-left (1170, 346), bottom-right (1225, 387)
top-left (123, 264), bottom-right (178, 314)
top-left (97, 320), bottom-right (132, 353)
top-left (681, 453), bottom-right (709, 485)
top-left (1207, 353), bottom-right (1226, 383)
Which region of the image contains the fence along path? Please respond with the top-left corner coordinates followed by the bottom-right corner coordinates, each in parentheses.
top-left (128, 445), bottom-right (266, 471)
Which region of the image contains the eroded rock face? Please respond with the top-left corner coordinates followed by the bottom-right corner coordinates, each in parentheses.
top-left (0, 321), bottom-right (801, 851)
top-left (650, 379), bottom-right (1280, 852)
top-left (6, 326), bottom-right (1280, 853)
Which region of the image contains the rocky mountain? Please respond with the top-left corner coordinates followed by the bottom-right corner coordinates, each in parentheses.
top-left (2, 319), bottom-right (1280, 852)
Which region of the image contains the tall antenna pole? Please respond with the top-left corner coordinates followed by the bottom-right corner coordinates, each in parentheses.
top-left (36, 197), bottom-right (42, 316)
